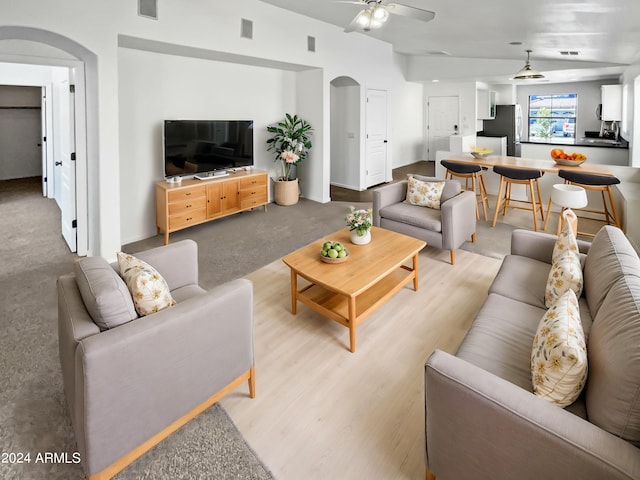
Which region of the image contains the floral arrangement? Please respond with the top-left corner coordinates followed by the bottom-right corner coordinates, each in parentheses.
top-left (345, 207), bottom-right (373, 236)
top-left (266, 114), bottom-right (313, 181)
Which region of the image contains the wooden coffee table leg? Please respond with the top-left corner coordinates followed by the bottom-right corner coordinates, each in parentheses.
top-left (290, 269), bottom-right (297, 314)
top-left (412, 253), bottom-right (420, 291)
top-left (348, 296), bottom-right (357, 353)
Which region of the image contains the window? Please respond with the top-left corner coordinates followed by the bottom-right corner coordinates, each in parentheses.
top-left (528, 94), bottom-right (577, 143)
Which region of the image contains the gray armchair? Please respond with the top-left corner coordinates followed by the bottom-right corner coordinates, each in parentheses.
top-left (57, 240), bottom-right (255, 479)
top-left (372, 176), bottom-right (477, 264)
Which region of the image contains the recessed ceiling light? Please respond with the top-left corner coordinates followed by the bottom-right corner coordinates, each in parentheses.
top-left (509, 41), bottom-right (523, 45)
top-left (432, 79), bottom-right (439, 83)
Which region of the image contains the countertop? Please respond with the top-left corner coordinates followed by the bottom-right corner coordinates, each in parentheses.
top-left (522, 137), bottom-right (629, 149)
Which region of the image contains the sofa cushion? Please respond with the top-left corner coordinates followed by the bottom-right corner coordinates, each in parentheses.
top-left (489, 255), bottom-right (550, 310)
top-left (456, 293), bottom-right (547, 392)
top-left (379, 202), bottom-right (442, 232)
top-left (583, 226), bottom-right (640, 318)
top-left (117, 252), bottom-right (176, 316)
top-left (74, 256), bottom-right (138, 330)
top-left (532, 289), bottom-right (587, 407)
top-left (585, 275), bottom-right (640, 447)
top-left (405, 176), bottom-right (445, 209)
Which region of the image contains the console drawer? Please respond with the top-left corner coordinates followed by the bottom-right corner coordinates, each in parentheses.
top-left (168, 196), bottom-right (207, 215)
top-left (167, 186), bottom-right (206, 203)
top-left (240, 192), bottom-right (268, 209)
top-left (239, 175), bottom-right (267, 189)
top-left (169, 208), bottom-right (206, 230)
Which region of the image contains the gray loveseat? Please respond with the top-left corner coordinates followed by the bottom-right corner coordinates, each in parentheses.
top-left (425, 226), bottom-right (640, 479)
top-left (57, 240), bottom-right (255, 479)
top-left (372, 176), bottom-right (476, 265)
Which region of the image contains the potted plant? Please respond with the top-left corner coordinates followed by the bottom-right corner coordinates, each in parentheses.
top-left (266, 113), bottom-right (313, 205)
top-left (345, 207), bottom-right (373, 245)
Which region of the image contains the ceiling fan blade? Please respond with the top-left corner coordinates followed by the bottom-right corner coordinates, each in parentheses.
top-left (386, 3), bottom-right (435, 22)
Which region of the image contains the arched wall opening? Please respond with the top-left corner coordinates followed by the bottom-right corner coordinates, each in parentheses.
top-left (0, 26), bottom-right (98, 256)
top-left (330, 76), bottom-right (362, 191)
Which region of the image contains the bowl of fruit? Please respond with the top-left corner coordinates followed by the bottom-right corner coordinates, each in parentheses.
top-left (320, 241), bottom-right (349, 264)
top-left (551, 148), bottom-right (587, 166)
top-left (470, 146), bottom-right (493, 159)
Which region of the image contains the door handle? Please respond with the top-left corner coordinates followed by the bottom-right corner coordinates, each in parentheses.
top-left (55, 161), bottom-right (63, 166)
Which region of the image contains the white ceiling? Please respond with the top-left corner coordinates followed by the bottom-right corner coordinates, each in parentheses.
top-left (259, 0), bottom-right (640, 84)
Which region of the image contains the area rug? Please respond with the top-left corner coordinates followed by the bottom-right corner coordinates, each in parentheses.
top-left (220, 246), bottom-right (503, 479)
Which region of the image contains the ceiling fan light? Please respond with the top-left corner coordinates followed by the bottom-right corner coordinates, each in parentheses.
top-left (371, 5), bottom-right (389, 22)
top-left (355, 9), bottom-right (371, 28)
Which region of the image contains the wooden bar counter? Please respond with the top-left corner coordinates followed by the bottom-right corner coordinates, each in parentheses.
top-left (444, 153), bottom-right (612, 176)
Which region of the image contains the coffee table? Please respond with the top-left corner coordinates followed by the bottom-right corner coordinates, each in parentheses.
top-left (282, 226), bottom-right (426, 352)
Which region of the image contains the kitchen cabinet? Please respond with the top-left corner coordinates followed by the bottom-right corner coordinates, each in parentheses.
top-left (601, 85), bottom-right (622, 121)
top-left (476, 90), bottom-right (496, 120)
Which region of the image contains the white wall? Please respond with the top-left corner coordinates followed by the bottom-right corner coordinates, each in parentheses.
top-left (1, 0), bottom-right (426, 255)
top-left (117, 47), bottom-right (297, 243)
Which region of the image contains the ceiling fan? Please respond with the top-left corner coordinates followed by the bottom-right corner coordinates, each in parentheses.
top-left (340, 0), bottom-right (435, 32)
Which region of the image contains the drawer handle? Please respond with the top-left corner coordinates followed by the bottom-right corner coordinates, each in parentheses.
top-left (186, 204), bottom-right (192, 208)
top-left (185, 192), bottom-right (191, 196)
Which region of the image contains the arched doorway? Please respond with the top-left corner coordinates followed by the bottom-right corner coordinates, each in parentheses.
top-left (0, 26), bottom-right (98, 256)
top-left (330, 76), bottom-right (361, 190)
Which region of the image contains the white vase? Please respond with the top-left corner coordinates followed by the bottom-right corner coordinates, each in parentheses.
top-left (350, 228), bottom-right (371, 245)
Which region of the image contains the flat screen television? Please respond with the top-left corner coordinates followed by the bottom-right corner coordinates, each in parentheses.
top-left (163, 120), bottom-right (254, 177)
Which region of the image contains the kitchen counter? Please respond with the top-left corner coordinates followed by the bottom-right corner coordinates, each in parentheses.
top-left (520, 142), bottom-right (629, 167)
top-left (522, 137), bottom-right (629, 149)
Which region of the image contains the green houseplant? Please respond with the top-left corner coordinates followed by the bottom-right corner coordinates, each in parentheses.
top-left (266, 114), bottom-right (313, 181)
top-left (266, 114), bottom-right (313, 206)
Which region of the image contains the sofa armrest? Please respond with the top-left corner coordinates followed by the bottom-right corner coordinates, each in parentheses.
top-left (510, 229), bottom-right (591, 265)
top-left (425, 350), bottom-right (640, 480)
top-left (75, 278), bottom-right (254, 475)
top-left (372, 181), bottom-right (407, 226)
top-left (135, 239), bottom-right (199, 290)
top-left (440, 190), bottom-right (477, 250)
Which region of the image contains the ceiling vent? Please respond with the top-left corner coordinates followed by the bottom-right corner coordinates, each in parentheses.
top-left (560, 51), bottom-right (579, 56)
top-left (138, 0), bottom-right (158, 20)
top-left (241, 19), bottom-right (253, 39)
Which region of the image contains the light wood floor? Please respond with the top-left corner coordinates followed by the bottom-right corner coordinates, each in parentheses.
top-left (221, 247), bottom-right (502, 480)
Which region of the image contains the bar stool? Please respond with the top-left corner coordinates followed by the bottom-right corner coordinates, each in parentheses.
top-left (492, 166), bottom-right (545, 231)
top-left (553, 170), bottom-right (621, 237)
top-left (440, 160), bottom-right (490, 221)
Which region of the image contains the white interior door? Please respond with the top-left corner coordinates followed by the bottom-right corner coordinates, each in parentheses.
top-left (427, 96), bottom-right (459, 160)
top-left (365, 88), bottom-right (388, 187)
top-left (59, 77), bottom-right (77, 253)
top-left (40, 87), bottom-right (48, 196)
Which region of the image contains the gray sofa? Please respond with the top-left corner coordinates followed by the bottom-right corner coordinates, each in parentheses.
top-left (372, 177), bottom-right (476, 265)
top-left (57, 240), bottom-right (255, 479)
top-left (425, 226), bottom-right (640, 479)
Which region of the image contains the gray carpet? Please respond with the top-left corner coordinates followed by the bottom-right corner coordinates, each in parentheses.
top-left (0, 178), bottom-right (279, 480)
top-left (1, 175), bottom-right (516, 479)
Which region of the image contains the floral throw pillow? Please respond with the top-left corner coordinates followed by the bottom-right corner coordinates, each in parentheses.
top-left (117, 252), bottom-right (176, 316)
top-left (406, 176), bottom-right (445, 209)
top-left (545, 214), bottom-right (583, 308)
top-left (531, 289), bottom-right (587, 407)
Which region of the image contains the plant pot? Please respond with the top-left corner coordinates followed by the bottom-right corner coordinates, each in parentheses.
top-left (350, 228), bottom-right (371, 245)
top-left (274, 178), bottom-right (299, 206)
